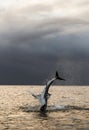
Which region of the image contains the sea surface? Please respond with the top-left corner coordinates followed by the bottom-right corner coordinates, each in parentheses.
top-left (0, 86), bottom-right (89, 130)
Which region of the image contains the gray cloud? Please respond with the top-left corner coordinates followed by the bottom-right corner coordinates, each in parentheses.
top-left (0, 31), bottom-right (89, 85)
top-left (0, 0), bottom-right (89, 84)
top-left (0, 0), bottom-right (89, 34)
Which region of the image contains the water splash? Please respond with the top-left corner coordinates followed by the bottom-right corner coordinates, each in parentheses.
top-left (19, 104), bottom-right (89, 113)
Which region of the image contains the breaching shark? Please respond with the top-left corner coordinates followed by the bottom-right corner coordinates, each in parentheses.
top-left (30, 71), bottom-right (65, 112)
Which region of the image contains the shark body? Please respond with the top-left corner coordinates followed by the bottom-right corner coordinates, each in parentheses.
top-left (30, 71), bottom-right (65, 112)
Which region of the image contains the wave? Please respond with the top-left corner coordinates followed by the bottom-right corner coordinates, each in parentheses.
top-left (19, 105), bottom-right (89, 112)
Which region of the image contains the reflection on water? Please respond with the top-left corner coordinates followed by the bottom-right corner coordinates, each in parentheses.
top-left (1, 86), bottom-right (89, 130)
top-left (17, 105), bottom-right (89, 130)
top-left (38, 112), bottom-right (48, 118)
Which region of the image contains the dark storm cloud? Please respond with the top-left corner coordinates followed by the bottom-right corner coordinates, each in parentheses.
top-left (0, 32), bottom-right (89, 85)
top-left (0, 44), bottom-right (59, 84)
top-left (0, 0), bottom-right (89, 85)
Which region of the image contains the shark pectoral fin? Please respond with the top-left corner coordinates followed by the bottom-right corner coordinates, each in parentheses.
top-left (28, 91), bottom-right (38, 99)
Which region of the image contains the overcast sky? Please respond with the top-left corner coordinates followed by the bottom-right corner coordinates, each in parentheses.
top-left (0, 0), bottom-right (89, 85)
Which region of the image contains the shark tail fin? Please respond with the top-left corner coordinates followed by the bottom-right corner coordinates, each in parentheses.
top-left (55, 71), bottom-right (65, 80)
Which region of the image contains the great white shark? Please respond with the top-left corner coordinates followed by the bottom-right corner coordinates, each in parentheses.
top-left (30, 71), bottom-right (65, 112)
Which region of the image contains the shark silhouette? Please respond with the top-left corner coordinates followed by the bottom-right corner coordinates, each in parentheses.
top-left (30, 71), bottom-right (65, 112)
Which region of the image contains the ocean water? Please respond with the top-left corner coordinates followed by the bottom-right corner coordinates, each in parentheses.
top-left (19, 104), bottom-right (89, 130)
top-left (0, 86), bottom-right (89, 130)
